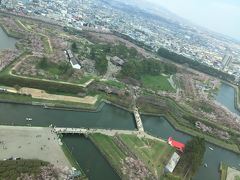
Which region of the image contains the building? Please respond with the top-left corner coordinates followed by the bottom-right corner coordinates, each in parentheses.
top-left (168, 137), bottom-right (185, 152)
top-left (70, 58), bottom-right (81, 69)
top-left (164, 152), bottom-right (180, 173)
top-left (66, 49), bottom-right (74, 59)
top-left (65, 49), bottom-right (81, 70)
top-left (222, 54), bottom-right (232, 70)
top-left (111, 56), bottom-right (125, 66)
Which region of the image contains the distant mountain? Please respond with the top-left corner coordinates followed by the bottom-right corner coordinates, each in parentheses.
top-left (111, 0), bottom-right (183, 23)
top-left (99, 0), bottom-right (240, 44)
top-left (99, 0), bottom-right (182, 27)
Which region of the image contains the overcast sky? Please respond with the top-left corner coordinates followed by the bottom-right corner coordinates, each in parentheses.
top-left (142, 0), bottom-right (240, 40)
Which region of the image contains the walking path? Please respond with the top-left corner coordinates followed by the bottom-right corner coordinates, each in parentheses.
top-left (20, 87), bottom-right (98, 105)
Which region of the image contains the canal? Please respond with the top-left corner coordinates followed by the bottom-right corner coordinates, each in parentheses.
top-left (0, 27), bottom-right (17, 51)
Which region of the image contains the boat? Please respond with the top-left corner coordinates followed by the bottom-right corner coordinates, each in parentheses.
top-left (204, 163), bottom-right (208, 167)
top-left (26, 118), bottom-right (32, 121)
top-left (209, 147), bottom-right (214, 151)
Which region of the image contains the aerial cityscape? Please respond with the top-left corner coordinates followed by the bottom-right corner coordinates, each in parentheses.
top-left (0, 0), bottom-right (239, 180)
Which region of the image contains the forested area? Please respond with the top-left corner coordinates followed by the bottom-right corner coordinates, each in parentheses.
top-left (157, 48), bottom-right (235, 82)
top-left (90, 43), bottom-right (139, 75)
top-left (120, 58), bottom-right (177, 80)
top-left (0, 160), bottom-right (49, 179)
top-left (174, 136), bottom-right (206, 178)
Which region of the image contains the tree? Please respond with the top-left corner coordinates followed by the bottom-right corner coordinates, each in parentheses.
top-left (71, 42), bottom-right (78, 53)
top-left (95, 55), bottom-right (108, 75)
top-left (14, 85), bottom-right (21, 92)
top-left (157, 47), bottom-right (235, 82)
top-left (38, 57), bottom-right (48, 69)
top-left (175, 136), bottom-right (206, 178)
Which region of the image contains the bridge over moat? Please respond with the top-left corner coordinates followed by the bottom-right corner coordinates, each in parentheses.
top-left (133, 107), bottom-right (144, 132)
top-left (53, 127), bottom-right (164, 142)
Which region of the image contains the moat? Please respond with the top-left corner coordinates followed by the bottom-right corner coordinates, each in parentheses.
top-left (0, 93), bottom-right (239, 180)
top-left (0, 27), bottom-right (17, 51)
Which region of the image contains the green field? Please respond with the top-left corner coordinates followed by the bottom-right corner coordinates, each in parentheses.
top-left (77, 76), bottom-right (93, 84)
top-left (90, 133), bottom-right (174, 179)
top-left (119, 134), bottom-right (174, 178)
top-left (141, 74), bottom-right (175, 92)
top-left (219, 162), bottom-right (227, 180)
top-left (102, 80), bottom-right (126, 89)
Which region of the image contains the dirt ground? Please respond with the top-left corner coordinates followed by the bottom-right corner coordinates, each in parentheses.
top-left (19, 87), bottom-right (98, 104)
top-left (0, 126), bottom-right (71, 169)
top-left (227, 167), bottom-right (240, 180)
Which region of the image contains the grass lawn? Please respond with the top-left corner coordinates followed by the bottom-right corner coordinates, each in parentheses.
top-left (90, 133), bottom-right (174, 179)
top-left (141, 74), bottom-right (175, 92)
top-left (236, 176), bottom-right (240, 180)
top-left (78, 76), bottom-right (93, 84)
top-left (103, 80), bottom-right (126, 89)
top-left (41, 36), bottom-right (52, 54)
top-left (119, 134), bottom-right (174, 178)
top-left (220, 162), bottom-right (228, 180)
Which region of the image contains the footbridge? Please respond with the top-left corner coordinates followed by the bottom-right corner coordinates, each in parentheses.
top-left (53, 127), bottom-right (164, 142)
top-left (54, 127), bottom-right (135, 136)
top-left (133, 107), bottom-right (144, 132)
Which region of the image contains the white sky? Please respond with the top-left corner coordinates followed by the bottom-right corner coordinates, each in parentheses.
top-left (142, 0), bottom-right (240, 40)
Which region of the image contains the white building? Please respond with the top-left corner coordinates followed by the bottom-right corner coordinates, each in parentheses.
top-left (165, 152), bottom-right (180, 173)
top-left (70, 58), bottom-right (81, 70)
top-left (65, 49), bottom-right (81, 70)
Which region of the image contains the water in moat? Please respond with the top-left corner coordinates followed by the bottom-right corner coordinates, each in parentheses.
top-left (215, 82), bottom-right (240, 115)
top-left (63, 135), bottom-right (120, 180)
top-left (0, 27), bottom-right (17, 51)
top-left (0, 102), bottom-right (239, 179)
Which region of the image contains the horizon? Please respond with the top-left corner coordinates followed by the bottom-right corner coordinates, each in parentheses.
top-left (138, 0), bottom-right (240, 41)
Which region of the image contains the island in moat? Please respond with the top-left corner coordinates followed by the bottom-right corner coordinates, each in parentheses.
top-left (0, 12), bottom-right (239, 180)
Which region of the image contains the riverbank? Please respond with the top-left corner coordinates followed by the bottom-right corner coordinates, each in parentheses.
top-left (0, 91), bottom-right (104, 112)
